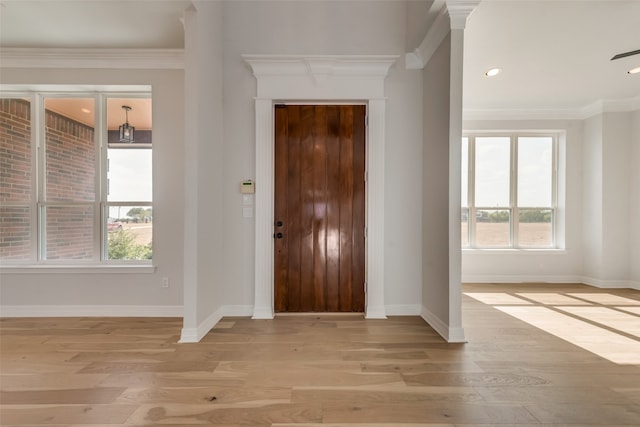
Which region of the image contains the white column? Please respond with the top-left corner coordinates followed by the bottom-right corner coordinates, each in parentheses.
top-left (365, 98), bottom-right (387, 319)
top-left (252, 98), bottom-right (275, 319)
top-left (447, 27), bottom-right (466, 343)
top-left (180, 4), bottom-right (199, 342)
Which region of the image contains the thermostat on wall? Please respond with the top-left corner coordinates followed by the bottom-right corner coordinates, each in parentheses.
top-left (240, 180), bottom-right (255, 194)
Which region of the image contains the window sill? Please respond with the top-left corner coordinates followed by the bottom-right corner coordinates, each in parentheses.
top-left (0, 264), bottom-right (156, 274)
top-left (462, 248), bottom-right (567, 255)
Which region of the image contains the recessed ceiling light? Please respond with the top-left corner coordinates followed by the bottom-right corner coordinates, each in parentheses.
top-left (628, 66), bottom-right (640, 75)
top-left (81, 108), bottom-right (91, 113)
top-left (485, 68), bottom-right (501, 77)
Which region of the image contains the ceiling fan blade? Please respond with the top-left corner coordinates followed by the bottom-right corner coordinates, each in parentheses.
top-left (611, 49), bottom-right (640, 61)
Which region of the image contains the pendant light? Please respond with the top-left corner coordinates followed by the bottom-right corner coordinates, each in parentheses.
top-left (119, 105), bottom-right (135, 143)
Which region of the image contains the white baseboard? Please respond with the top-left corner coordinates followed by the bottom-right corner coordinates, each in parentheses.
top-left (462, 274), bottom-right (582, 284)
top-left (462, 274), bottom-right (640, 291)
top-left (180, 305), bottom-right (254, 343)
top-left (581, 276), bottom-right (640, 291)
top-left (224, 305), bottom-right (254, 317)
top-left (0, 305), bottom-right (182, 318)
top-left (179, 306), bottom-right (224, 343)
top-left (385, 304), bottom-right (421, 315)
top-left (420, 306), bottom-right (466, 343)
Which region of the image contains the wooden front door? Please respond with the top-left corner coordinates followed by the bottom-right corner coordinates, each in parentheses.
top-left (274, 105), bottom-right (366, 312)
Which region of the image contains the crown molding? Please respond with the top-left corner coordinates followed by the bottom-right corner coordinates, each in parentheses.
top-left (0, 48), bottom-right (184, 69)
top-left (406, 0), bottom-right (481, 69)
top-left (406, 2), bottom-right (449, 70)
top-left (463, 96), bottom-right (640, 121)
top-left (243, 54), bottom-right (398, 99)
top-left (446, 0), bottom-right (482, 30)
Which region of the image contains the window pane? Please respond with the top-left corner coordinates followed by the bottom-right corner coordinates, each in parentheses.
top-left (0, 206), bottom-right (31, 260)
top-left (475, 137), bottom-right (510, 207)
top-left (461, 137), bottom-right (468, 207)
top-left (45, 206), bottom-right (94, 260)
top-left (475, 209), bottom-right (510, 247)
top-left (107, 149), bottom-right (152, 201)
top-left (44, 98), bottom-right (96, 202)
top-left (519, 209), bottom-right (553, 247)
top-left (461, 207), bottom-right (469, 247)
top-left (1, 98), bottom-right (31, 203)
top-left (107, 205), bottom-right (152, 260)
top-left (518, 136), bottom-right (552, 207)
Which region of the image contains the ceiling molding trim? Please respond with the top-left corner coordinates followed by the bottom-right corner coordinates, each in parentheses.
top-left (243, 54), bottom-right (398, 99)
top-left (406, 3), bottom-right (449, 70)
top-left (446, 0), bottom-right (482, 30)
top-left (406, 0), bottom-right (480, 70)
top-left (463, 96), bottom-right (640, 121)
top-left (0, 48), bottom-right (184, 69)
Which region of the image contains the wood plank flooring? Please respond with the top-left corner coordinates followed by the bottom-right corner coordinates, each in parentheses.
top-left (1, 283), bottom-right (639, 426)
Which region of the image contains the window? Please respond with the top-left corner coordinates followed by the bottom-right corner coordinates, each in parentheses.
top-left (462, 133), bottom-right (557, 249)
top-left (0, 89), bottom-right (152, 264)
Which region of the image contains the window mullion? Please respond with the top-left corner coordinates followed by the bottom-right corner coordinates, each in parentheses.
top-left (552, 134), bottom-right (559, 248)
top-left (35, 93), bottom-right (47, 261)
top-left (511, 135), bottom-right (518, 248)
top-left (468, 136), bottom-right (477, 248)
top-left (96, 93), bottom-right (106, 261)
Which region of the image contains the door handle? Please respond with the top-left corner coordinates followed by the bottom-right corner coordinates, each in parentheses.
top-left (274, 232), bottom-right (284, 239)
top-left (275, 220), bottom-right (284, 227)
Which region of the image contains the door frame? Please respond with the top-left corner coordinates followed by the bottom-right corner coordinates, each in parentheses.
top-left (243, 55), bottom-right (397, 319)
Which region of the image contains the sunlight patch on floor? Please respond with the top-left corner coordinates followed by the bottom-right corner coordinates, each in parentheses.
top-left (556, 306), bottom-right (640, 338)
top-left (464, 293), bottom-right (532, 305)
top-left (617, 306), bottom-right (640, 315)
top-left (567, 293), bottom-right (640, 305)
top-left (515, 293), bottom-right (592, 305)
top-left (497, 306), bottom-right (640, 364)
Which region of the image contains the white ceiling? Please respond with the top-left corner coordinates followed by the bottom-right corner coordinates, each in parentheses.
top-left (1, 0), bottom-right (639, 114)
top-left (464, 0), bottom-right (640, 114)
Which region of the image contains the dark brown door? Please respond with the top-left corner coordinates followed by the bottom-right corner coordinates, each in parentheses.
top-left (274, 105), bottom-right (366, 312)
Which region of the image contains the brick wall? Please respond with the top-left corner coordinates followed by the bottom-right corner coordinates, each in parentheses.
top-left (0, 99), bottom-right (32, 259)
top-left (0, 98), bottom-right (96, 260)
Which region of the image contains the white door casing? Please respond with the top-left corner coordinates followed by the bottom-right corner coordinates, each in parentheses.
top-left (243, 55), bottom-right (397, 319)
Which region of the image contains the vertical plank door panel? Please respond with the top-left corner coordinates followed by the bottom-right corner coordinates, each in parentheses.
top-left (275, 105), bottom-right (365, 312)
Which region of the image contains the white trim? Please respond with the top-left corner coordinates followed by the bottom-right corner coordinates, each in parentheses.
top-left (460, 275), bottom-right (640, 291)
top-left (406, 3), bottom-right (449, 70)
top-left (420, 306), bottom-right (467, 343)
top-left (223, 305), bottom-right (254, 317)
top-left (243, 55), bottom-right (397, 320)
top-left (0, 265), bottom-right (155, 274)
top-left (581, 276), bottom-right (640, 291)
top-left (0, 305), bottom-right (182, 318)
top-left (462, 249), bottom-right (568, 255)
top-left (180, 306), bottom-right (224, 343)
top-left (406, 0), bottom-right (480, 69)
top-left (0, 48), bottom-right (184, 69)
top-left (463, 95), bottom-right (640, 121)
top-left (462, 274), bottom-right (583, 284)
top-left (385, 304), bottom-right (422, 316)
top-left (178, 304), bottom-right (255, 343)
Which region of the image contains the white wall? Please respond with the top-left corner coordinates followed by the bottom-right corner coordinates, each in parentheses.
top-left (219, 0), bottom-right (425, 312)
top-left (601, 112), bottom-right (631, 282)
top-left (421, 32), bottom-right (452, 326)
top-left (631, 110), bottom-right (640, 284)
top-left (0, 68), bottom-right (185, 314)
top-left (582, 114), bottom-right (604, 281)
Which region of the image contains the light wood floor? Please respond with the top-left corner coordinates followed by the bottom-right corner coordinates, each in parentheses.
top-left (1, 283), bottom-right (639, 426)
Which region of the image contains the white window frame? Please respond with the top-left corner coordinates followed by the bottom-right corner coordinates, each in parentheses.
top-left (463, 132), bottom-right (558, 249)
top-left (0, 87), bottom-right (152, 266)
